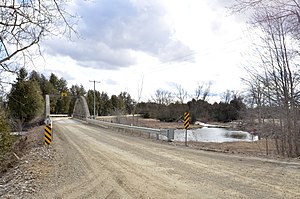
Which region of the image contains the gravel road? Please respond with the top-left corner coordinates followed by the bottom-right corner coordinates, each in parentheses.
top-left (32, 118), bottom-right (300, 199)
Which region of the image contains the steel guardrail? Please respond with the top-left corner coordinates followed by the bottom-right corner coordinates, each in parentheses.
top-left (86, 118), bottom-right (169, 137)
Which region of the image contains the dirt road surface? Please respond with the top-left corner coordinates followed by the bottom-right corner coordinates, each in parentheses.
top-left (32, 118), bottom-right (300, 199)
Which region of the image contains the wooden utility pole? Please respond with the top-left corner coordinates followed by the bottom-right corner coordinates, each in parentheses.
top-left (89, 80), bottom-right (101, 119)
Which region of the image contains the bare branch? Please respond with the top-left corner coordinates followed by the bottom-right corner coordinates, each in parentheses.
top-left (174, 84), bottom-right (187, 104)
top-left (233, 0), bottom-right (300, 156)
top-left (151, 89), bottom-right (174, 105)
top-left (0, 0), bottom-right (77, 72)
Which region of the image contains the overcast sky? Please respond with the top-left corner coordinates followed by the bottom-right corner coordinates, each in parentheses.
top-left (35, 0), bottom-right (252, 103)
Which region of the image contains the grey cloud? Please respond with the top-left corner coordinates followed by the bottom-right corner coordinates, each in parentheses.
top-left (158, 40), bottom-right (194, 63)
top-left (78, 0), bottom-right (169, 51)
top-left (45, 38), bottom-right (135, 70)
top-left (44, 0), bottom-right (193, 70)
top-left (105, 78), bottom-right (119, 86)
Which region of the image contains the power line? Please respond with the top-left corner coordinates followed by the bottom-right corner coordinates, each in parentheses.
top-left (143, 37), bottom-right (246, 74)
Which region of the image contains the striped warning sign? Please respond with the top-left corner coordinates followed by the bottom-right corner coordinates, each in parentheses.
top-left (184, 112), bottom-right (190, 129)
top-left (61, 92), bottom-right (68, 97)
top-left (44, 125), bottom-right (52, 145)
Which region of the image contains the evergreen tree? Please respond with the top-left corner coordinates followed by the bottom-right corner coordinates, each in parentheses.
top-left (110, 94), bottom-right (124, 114)
top-left (49, 73), bottom-right (60, 90)
top-left (39, 74), bottom-right (56, 98)
top-left (48, 73), bottom-right (59, 113)
top-left (8, 68), bottom-right (44, 128)
top-left (0, 106), bottom-right (13, 162)
top-left (118, 92), bottom-right (135, 114)
top-left (99, 92), bottom-right (111, 116)
top-left (49, 74), bottom-right (70, 114)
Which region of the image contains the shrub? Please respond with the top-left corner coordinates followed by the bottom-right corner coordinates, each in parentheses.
top-left (0, 112), bottom-right (14, 161)
top-left (224, 131), bottom-right (247, 139)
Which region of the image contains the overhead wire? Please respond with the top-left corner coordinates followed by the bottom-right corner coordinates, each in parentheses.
top-left (143, 36), bottom-right (247, 75)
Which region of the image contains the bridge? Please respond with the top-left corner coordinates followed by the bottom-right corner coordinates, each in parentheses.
top-left (44, 95), bottom-right (174, 141)
top-left (45, 95), bottom-right (90, 119)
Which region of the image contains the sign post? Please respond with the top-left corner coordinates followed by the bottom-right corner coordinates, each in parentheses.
top-left (184, 112), bottom-right (190, 146)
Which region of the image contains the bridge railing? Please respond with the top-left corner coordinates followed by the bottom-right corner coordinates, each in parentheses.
top-left (85, 118), bottom-right (174, 141)
top-left (50, 114), bottom-right (69, 117)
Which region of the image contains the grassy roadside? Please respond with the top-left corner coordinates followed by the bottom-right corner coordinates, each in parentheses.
top-left (0, 113), bottom-right (15, 172)
top-left (0, 133), bottom-right (18, 173)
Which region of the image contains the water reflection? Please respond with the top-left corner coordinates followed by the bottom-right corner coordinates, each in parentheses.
top-left (173, 127), bottom-right (258, 143)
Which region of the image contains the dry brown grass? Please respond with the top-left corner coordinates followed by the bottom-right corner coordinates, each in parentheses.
top-left (96, 115), bottom-right (200, 129)
top-left (187, 139), bottom-right (278, 157)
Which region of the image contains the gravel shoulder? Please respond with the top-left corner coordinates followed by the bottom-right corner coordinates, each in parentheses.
top-left (2, 118), bottom-right (300, 198)
top-left (0, 125), bottom-right (54, 199)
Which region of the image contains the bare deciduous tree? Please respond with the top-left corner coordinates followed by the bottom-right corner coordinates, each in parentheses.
top-left (233, 0), bottom-right (300, 157)
top-left (194, 81), bottom-right (211, 101)
top-left (133, 75), bottom-right (144, 125)
top-left (151, 89), bottom-right (174, 105)
top-left (174, 84), bottom-right (187, 104)
top-left (222, 90), bottom-right (235, 104)
top-left (232, 0), bottom-right (300, 39)
top-left (0, 0), bottom-right (76, 73)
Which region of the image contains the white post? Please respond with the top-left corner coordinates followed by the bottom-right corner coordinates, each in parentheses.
top-left (45, 94), bottom-right (50, 118)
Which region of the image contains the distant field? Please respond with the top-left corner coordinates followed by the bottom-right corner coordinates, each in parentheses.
top-left (96, 115), bottom-right (185, 129)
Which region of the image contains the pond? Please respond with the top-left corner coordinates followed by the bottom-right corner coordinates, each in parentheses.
top-left (172, 127), bottom-right (258, 143)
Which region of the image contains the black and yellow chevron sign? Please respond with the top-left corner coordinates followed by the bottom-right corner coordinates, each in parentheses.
top-left (184, 112), bottom-right (190, 129)
top-left (44, 125), bottom-right (52, 145)
top-left (61, 92), bottom-right (68, 97)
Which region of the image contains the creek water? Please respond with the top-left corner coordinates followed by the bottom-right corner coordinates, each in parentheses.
top-left (173, 127), bottom-right (258, 143)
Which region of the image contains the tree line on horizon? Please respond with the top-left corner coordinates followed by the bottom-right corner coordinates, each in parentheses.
top-left (1, 68), bottom-right (246, 131)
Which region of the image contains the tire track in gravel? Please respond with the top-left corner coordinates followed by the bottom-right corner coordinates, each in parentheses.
top-left (58, 123), bottom-right (190, 199)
